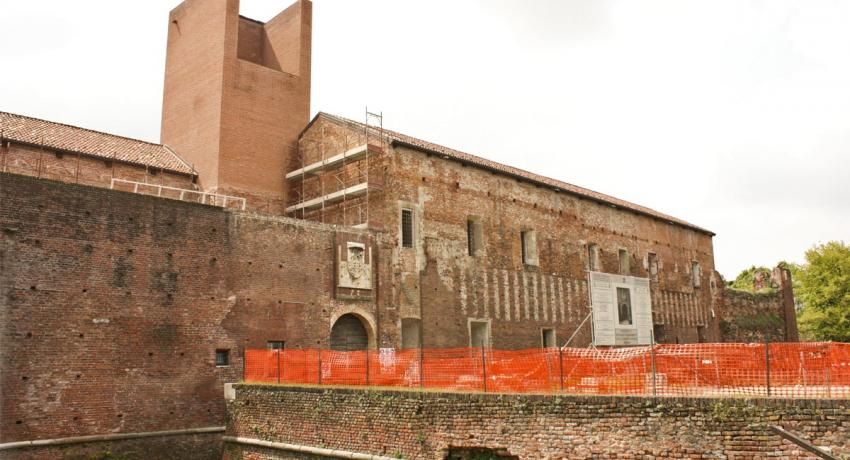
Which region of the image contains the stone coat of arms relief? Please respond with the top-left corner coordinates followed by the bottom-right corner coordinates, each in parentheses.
top-left (338, 242), bottom-right (372, 290)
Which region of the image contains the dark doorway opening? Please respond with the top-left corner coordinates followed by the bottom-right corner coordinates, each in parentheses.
top-left (445, 447), bottom-right (519, 460)
top-left (330, 314), bottom-right (369, 351)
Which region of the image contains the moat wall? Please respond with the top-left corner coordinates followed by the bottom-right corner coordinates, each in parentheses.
top-left (224, 385), bottom-right (850, 460)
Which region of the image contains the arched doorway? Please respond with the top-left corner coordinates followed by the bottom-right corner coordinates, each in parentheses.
top-left (330, 313), bottom-right (369, 351)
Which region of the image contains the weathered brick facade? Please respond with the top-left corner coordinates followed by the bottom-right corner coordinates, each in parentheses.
top-left (0, 0), bottom-right (802, 457)
top-left (295, 114), bottom-right (728, 349)
top-left (223, 385), bottom-right (850, 459)
top-left (0, 173), bottom-right (376, 458)
top-left (1, 141), bottom-right (194, 191)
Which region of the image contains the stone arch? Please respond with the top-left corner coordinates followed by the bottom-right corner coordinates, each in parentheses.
top-left (329, 308), bottom-right (376, 350)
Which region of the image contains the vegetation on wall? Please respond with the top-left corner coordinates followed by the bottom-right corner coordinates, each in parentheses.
top-left (795, 241), bottom-right (850, 342)
top-left (727, 266), bottom-right (777, 293)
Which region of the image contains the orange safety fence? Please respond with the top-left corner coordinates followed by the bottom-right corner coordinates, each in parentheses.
top-left (243, 342), bottom-right (850, 398)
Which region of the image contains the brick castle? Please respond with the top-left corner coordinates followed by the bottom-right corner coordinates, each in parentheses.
top-left (0, 0), bottom-right (799, 458)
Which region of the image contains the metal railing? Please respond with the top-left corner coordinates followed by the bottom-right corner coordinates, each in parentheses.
top-left (110, 178), bottom-right (246, 210)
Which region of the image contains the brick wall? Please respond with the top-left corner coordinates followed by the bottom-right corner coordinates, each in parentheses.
top-left (162, 0), bottom-right (312, 212)
top-left (297, 116), bottom-right (724, 349)
top-left (224, 385), bottom-right (850, 460)
top-left (3, 434), bottom-right (223, 460)
top-left (1, 141), bottom-right (195, 190)
top-left (718, 287), bottom-right (791, 343)
top-left (0, 172), bottom-right (375, 458)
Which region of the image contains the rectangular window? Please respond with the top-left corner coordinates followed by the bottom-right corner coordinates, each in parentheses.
top-left (215, 349), bottom-right (230, 366)
top-left (653, 324), bottom-right (665, 343)
top-left (401, 318), bottom-right (421, 349)
top-left (587, 244), bottom-right (600, 271)
top-left (467, 217), bottom-right (482, 257)
top-left (541, 328), bottom-right (556, 348)
top-left (469, 321), bottom-right (491, 348)
top-left (618, 249), bottom-right (629, 275)
top-left (692, 261), bottom-right (701, 288)
top-left (401, 209), bottom-right (413, 248)
top-left (267, 341), bottom-right (284, 350)
top-left (521, 230), bottom-right (538, 266)
top-left (616, 287), bottom-right (633, 326)
top-left (648, 253), bottom-right (658, 279)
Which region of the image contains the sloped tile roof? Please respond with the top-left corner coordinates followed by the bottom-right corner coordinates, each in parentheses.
top-left (0, 111), bottom-right (195, 175)
top-left (316, 112), bottom-right (713, 235)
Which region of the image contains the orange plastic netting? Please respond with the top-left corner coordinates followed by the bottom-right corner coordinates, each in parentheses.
top-left (244, 342), bottom-right (850, 398)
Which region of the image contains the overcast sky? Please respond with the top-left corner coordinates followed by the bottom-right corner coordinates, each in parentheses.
top-left (1, 0), bottom-right (848, 279)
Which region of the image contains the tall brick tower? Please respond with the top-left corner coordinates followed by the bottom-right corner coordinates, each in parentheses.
top-left (160, 0), bottom-right (312, 211)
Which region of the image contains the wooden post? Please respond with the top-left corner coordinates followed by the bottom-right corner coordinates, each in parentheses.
top-left (558, 347), bottom-right (564, 392)
top-left (650, 330), bottom-right (658, 397)
top-left (242, 348), bottom-right (246, 382)
top-left (317, 349), bottom-right (323, 385)
top-left (419, 347), bottom-right (425, 389)
top-left (276, 349), bottom-right (281, 384)
top-left (481, 344), bottom-right (487, 393)
top-left (826, 343), bottom-right (832, 398)
top-left (765, 339), bottom-right (771, 397)
top-left (365, 349), bottom-right (370, 386)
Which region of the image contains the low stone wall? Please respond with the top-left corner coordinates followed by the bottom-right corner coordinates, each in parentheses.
top-left (224, 384), bottom-right (850, 460)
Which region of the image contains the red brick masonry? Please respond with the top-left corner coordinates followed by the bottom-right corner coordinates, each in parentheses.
top-left (224, 385), bottom-right (850, 460)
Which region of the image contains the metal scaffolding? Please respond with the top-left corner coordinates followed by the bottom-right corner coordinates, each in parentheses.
top-left (285, 109), bottom-right (385, 228)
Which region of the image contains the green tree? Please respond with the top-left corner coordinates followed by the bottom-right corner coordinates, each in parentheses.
top-left (796, 241), bottom-right (850, 342)
top-left (728, 266), bottom-right (776, 293)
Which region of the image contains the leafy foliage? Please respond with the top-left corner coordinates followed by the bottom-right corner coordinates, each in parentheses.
top-left (796, 241), bottom-right (850, 342)
top-left (728, 266), bottom-right (776, 293)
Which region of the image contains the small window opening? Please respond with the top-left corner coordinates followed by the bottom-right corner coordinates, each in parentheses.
top-left (692, 261), bottom-right (701, 288)
top-left (618, 249), bottom-right (629, 275)
top-left (401, 209), bottom-right (413, 248)
top-left (521, 230), bottom-right (538, 266)
top-left (587, 244), bottom-right (600, 271)
top-left (469, 321), bottom-right (491, 348)
top-left (467, 217), bottom-right (482, 257)
top-left (653, 324), bottom-right (665, 343)
top-left (616, 287), bottom-right (633, 326)
top-left (401, 318), bottom-right (421, 349)
top-left (541, 328), bottom-right (556, 348)
top-left (648, 253), bottom-right (659, 279)
top-left (215, 349), bottom-right (230, 366)
top-left (267, 341), bottom-right (284, 350)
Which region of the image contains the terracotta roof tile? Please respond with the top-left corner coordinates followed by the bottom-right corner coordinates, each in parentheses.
top-left (317, 112), bottom-right (713, 236)
top-left (0, 111), bottom-right (195, 175)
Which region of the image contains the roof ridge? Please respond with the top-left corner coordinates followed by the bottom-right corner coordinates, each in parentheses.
top-left (0, 110), bottom-right (163, 148)
top-left (316, 112), bottom-right (712, 235)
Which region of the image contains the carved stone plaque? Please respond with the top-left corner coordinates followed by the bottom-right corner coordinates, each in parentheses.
top-left (338, 242), bottom-right (372, 290)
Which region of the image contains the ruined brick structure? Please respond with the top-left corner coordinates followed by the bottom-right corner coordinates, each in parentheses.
top-left (223, 385), bottom-right (849, 459)
top-left (0, 0), bottom-right (799, 458)
top-left (716, 267), bottom-right (799, 343)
